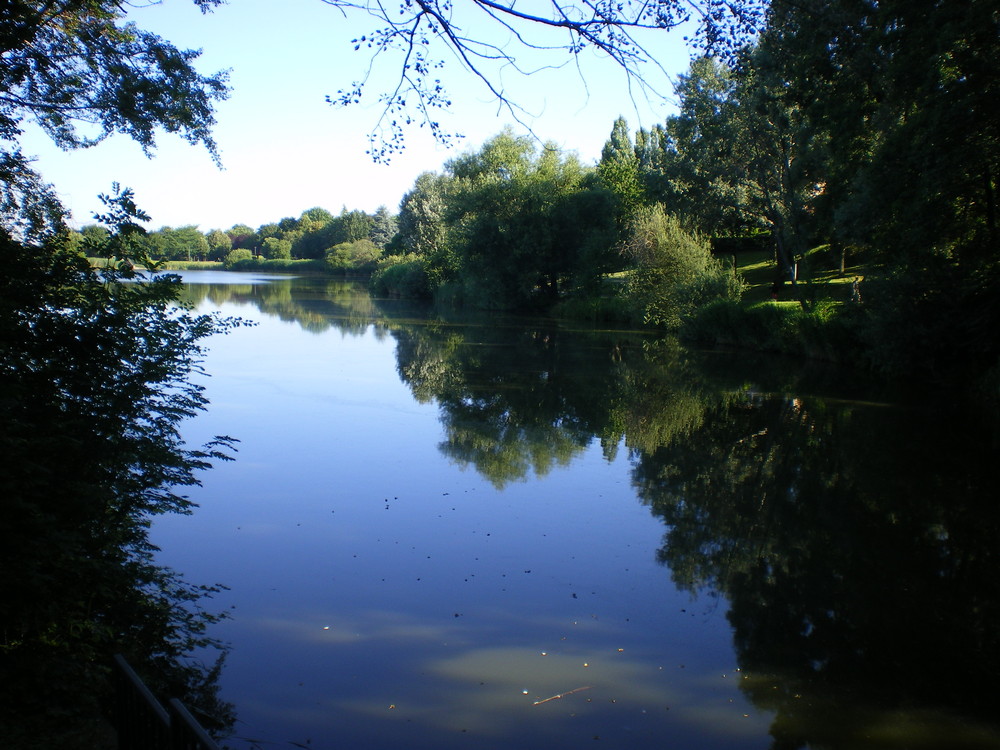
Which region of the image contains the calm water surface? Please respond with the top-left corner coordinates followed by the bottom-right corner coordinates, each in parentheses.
top-left (153, 271), bottom-right (1000, 750)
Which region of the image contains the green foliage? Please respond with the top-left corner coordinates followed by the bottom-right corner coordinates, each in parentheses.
top-left (262, 236), bottom-right (292, 260)
top-left (325, 238), bottom-right (381, 274)
top-left (597, 116), bottom-right (645, 222)
top-left (369, 205), bottom-right (398, 249)
top-left (0, 189), bottom-right (238, 741)
top-left (205, 228), bottom-right (232, 260)
top-left (223, 246), bottom-right (255, 267)
top-left (332, 209), bottom-right (375, 245)
top-left (442, 129), bottom-right (617, 309)
top-left (765, 0), bottom-right (998, 267)
top-left (621, 205), bottom-right (744, 329)
top-left (0, 0), bottom-right (229, 161)
top-left (371, 253), bottom-right (430, 298)
top-left (396, 171), bottom-right (455, 288)
top-left (301, 206), bottom-right (335, 225)
top-left (226, 224), bottom-right (256, 249)
top-left (1, 3), bottom-right (238, 737)
top-left (144, 225), bottom-right (211, 261)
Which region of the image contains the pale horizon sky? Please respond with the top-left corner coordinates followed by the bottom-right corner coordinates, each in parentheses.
top-left (21, 0), bottom-right (696, 232)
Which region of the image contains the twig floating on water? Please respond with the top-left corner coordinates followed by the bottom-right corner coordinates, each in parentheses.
top-left (533, 686), bottom-right (592, 705)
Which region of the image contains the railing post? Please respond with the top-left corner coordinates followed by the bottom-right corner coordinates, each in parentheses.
top-left (113, 654), bottom-right (220, 750)
top-left (113, 654), bottom-right (170, 750)
top-left (168, 698), bottom-right (221, 750)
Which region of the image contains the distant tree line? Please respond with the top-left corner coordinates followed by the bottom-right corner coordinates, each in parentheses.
top-left (74, 204), bottom-right (398, 272)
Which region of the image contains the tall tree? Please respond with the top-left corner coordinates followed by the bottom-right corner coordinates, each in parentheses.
top-left (655, 56), bottom-right (763, 238)
top-left (396, 170), bottom-right (454, 283)
top-left (445, 129), bottom-right (613, 308)
top-left (369, 205), bottom-right (398, 249)
top-left (597, 116), bottom-right (644, 223)
top-left (759, 0), bottom-right (1000, 373)
top-left (205, 228), bottom-right (232, 260)
top-left (765, 0), bottom-right (998, 265)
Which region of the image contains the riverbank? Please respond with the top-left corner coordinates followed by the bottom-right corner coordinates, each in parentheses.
top-left (162, 258), bottom-right (330, 274)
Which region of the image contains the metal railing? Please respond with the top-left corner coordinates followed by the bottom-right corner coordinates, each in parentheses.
top-left (112, 653), bottom-right (220, 750)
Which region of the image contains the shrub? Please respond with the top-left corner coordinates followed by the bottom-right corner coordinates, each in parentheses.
top-left (684, 299), bottom-right (800, 352)
top-left (325, 239), bottom-right (380, 275)
top-left (223, 247), bottom-right (254, 268)
top-left (261, 237), bottom-right (292, 260)
top-left (621, 205), bottom-right (743, 329)
top-left (371, 254), bottom-right (430, 298)
top-left (551, 293), bottom-right (636, 324)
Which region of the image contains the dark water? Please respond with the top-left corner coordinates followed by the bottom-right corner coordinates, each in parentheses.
top-left (153, 272), bottom-right (1000, 749)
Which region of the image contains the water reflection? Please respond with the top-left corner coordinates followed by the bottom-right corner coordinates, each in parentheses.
top-left (179, 273), bottom-right (999, 749)
top-left (636, 391), bottom-right (1000, 748)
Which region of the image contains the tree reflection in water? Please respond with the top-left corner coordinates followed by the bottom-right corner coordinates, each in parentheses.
top-left (634, 390), bottom-right (1000, 748)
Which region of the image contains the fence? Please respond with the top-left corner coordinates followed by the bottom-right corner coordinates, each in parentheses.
top-left (112, 654), bottom-right (220, 750)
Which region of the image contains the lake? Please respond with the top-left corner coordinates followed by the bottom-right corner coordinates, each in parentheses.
top-left (152, 271), bottom-right (1000, 750)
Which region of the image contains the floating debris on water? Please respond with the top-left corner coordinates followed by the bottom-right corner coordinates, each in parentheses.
top-left (533, 686), bottom-right (591, 705)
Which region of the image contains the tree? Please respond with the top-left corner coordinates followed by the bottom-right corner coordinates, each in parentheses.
top-left (205, 228), bottom-right (232, 261)
top-left (597, 116), bottom-right (645, 223)
top-left (261, 236), bottom-right (292, 260)
top-left (755, 0), bottom-right (1000, 375)
top-left (0, 0), bottom-right (229, 237)
top-left (397, 172), bottom-right (451, 255)
top-left (653, 57), bottom-right (763, 238)
top-left (277, 216), bottom-right (301, 233)
top-left (256, 222), bottom-right (281, 241)
top-left (224, 246), bottom-right (254, 267)
top-left (369, 205), bottom-right (398, 249)
top-left (2, 3), bottom-right (238, 735)
top-left (394, 171), bottom-right (454, 292)
top-left (444, 129), bottom-right (613, 308)
top-left (80, 223), bottom-right (110, 246)
top-left (332, 208), bottom-right (375, 244)
top-left (301, 206), bottom-right (335, 225)
top-left (174, 225), bottom-right (211, 261)
top-left (226, 223), bottom-right (256, 249)
top-left (1, 186), bottom-right (237, 742)
top-left (764, 0), bottom-right (998, 266)
top-left (143, 225), bottom-right (210, 261)
top-left (326, 237), bottom-right (380, 274)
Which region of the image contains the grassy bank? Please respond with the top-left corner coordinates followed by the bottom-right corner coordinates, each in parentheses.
top-left (681, 246), bottom-right (867, 364)
top-left (553, 245), bottom-right (869, 366)
top-left (163, 258), bottom-right (331, 273)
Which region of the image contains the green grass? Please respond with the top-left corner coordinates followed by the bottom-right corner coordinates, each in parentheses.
top-left (161, 260), bottom-right (221, 270)
top-left (734, 245), bottom-right (865, 305)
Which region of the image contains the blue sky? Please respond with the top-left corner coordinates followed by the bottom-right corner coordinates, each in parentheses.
top-left (21, 0), bottom-right (695, 231)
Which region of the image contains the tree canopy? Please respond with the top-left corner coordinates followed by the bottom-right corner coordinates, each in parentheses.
top-left (0, 0), bottom-right (229, 236)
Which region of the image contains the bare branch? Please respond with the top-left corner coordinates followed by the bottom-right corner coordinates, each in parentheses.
top-left (320, 0), bottom-right (765, 161)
